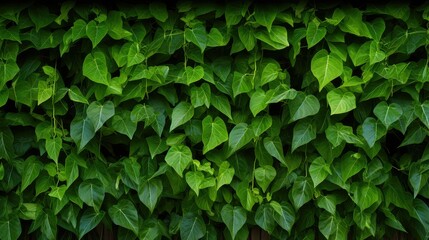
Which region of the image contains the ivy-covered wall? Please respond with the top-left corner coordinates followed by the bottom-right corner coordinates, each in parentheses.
top-left (0, 1), bottom-right (429, 240)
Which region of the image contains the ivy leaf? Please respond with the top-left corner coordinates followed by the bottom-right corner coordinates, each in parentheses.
top-left (170, 102), bottom-right (194, 132)
top-left (361, 117), bottom-right (386, 148)
top-left (309, 157), bottom-right (331, 188)
top-left (217, 161), bottom-right (235, 190)
top-left (255, 165), bottom-right (276, 193)
top-left (327, 89), bottom-right (356, 115)
top-left (108, 199), bottom-right (139, 235)
top-left (86, 101), bottom-right (115, 132)
top-left (255, 204), bottom-right (276, 234)
top-left (373, 101), bottom-right (403, 128)
top-left (0, 215), bottom-right (21, 240)
top-left (86, 20), bottom-right (108, 48)
top-left (270, 201), bottom-right (295, 233)
top-left (291, 177), bottom-right (314, 210)
top-left (0, 60), bottom-right (19, 89)
top-left (68, 86), bottom-right (88, 104)
top-left (138, 178), bottom-right (163, 213)
top-left (70, 117), bottom-right (96, 152)
top-left (78, 209), bottom-right (105, 240)
top-left (185, 171), bottom-right (204, 196)
top-left (263, 136), bottom-right (285, 164)
top-left (227, 123), bottom-right (254, 157)
top-left (306, 19), bottom-right (327, 48)
top-left (288, 93), bottom-right (320, 123)
top-left (414, 101), bottom-right (429, 130)
top-left (180, 212), bottom-right (206, 240)
top-left (82, 51), bottom-right (109, 85)
top-left (292, 119), bottom-right (316, 152)
top-left (185, 23), bottom-right (207, 53)
top-left (78, 179), bottom-right (105, 211)
top-left (311, 49), bottom-right (343, 91)
top-left (165, 145), bottom-right (192, 177)
top-left (221, 204), bottom-right (247, 239)
top-left (45, 137), bottom-right (62, 164)
top-left (202, 116), bottom-right (228, 154)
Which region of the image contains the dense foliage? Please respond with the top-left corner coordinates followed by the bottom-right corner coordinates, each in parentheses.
top-left (1, 1), bottom-right (429, 239)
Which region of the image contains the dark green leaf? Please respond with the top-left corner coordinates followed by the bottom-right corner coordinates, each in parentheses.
top-left (138, 178), bottom-right (163, 213)
top-left (78, 209), bottom-right (105, 240)
top-left (108, 199), bottom-right (139, 235)
top-left (180, 212), bottom-right (206, 240)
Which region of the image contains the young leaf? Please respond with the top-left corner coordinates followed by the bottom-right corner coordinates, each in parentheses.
top-left (138, 178), bottom-right (163, 213)
top-left (165, 145), bottom-right (192, 177)
top-left (309, 157), bottom-right (331, 188)
top-left (37, 80), bottom-right (52, 105)
top-left (185, 171), bottom-right (204, 196)
top-left (86, 101), bottom-right (115, 132)
top-left (180, 212), bottom-right (206, 240)
top-left (254, 165), bottom-right (276, 193)
top-left (170, 102), bottom-right (194, 132)
top-left (327, 89), bottom-right (356, 115)
top-left (227, 123), bottom-right (254, 157)
top-left (202, 116), bottom-right (228, 154)
top-left (311, 49), bottom-right (343, 91)
top-left (288, 93), bottom-right (320, 123)
top-left (373, 101), bottom-right (403, 128)
top-left (221, 204), bottom-right (247, 239)
top-left (82, 51), bottom-right (109, 85)
top-left (78, 209), bottom-right (105, 240)
top-left (292, 119), bottom-right (316, 152)
top-left (108, 199), bottom-right (139, 235)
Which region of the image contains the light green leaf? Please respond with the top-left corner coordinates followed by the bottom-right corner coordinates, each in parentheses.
top-left (127, 42), bottom-right (145, 67)
top-left (255, 165), bottom-right (276, 193)
top-left (317, 195), bottom-right (338, 215)
top-left (202, 116), bottom-right (228, 154)
top-left (292, 119), bottom-right (316, 152)
top-left (251, 115), bottom-right (272, 136)
top-left (249, 88), bottom-right (267, 116)
top-left (48, 185), bottom-right (68, 201)
top-left (351, 182), bottom-right (380, 210)
top-left (37, 80), bottom-right (52, 105)
top-left (236, 182), bottom-right (258, 211)
top-left (0, 215), bottom-right (21, 240)
top-left (415, 101), bottom-right (429, 130)
top-left (265, 85), bottom-right (297, 104)
top-left (149, 2), bottom-right (168, 22)
top-left (185, 171), bottom-right (204, 196)
top-left (211, 94), bottom-right (232, 119)
top-left (238, 25), bottom-right (256, 51)
top-left (311, 49), bottom-right (343, 91)
top-left (190, 83), bottom-right (211, 108)
top-left (306, 19), bottom-right (327, 48)
top-left (165, 145), bottom-right (192, 177)
top-left (68, 86), bottom-right (88, 104)
top-left (170, 102), bottom-right (194, 132)
top-left (108, 199), bottom-right (139, 235)
top-left (259, 63), bottom-right (280, 87)
top-left (78, 209), bottom-right (105, 240)
top-left (374, 101), bottom-right (403, 128)
top-left (255, 204), bottom-right (276, 234)
top-left (82, 51), bottom-right (109, 85)
top-left (45, 137), bottom-right (62, 164)
top-left (263, 136), bottom-right (285, 164)
top-left (111, 112), bottom-right (137, 140)
top-left (268, 26), bottom-right (289, 46)
top-left (65, 152), bottom-right (80, 187)
top-left (289, 93), bottom-right (320, 123)
top-left (221, 204), bottom-right (247, 239)
top-left (217, 161), bottom-right (235, 190)
top-left (327, 89), bottom-right (356, 115)
top-left (185, 66), bottom-right (205, 85)
top-left (138, 178), bottom-right (163, 213)
top-left (70, 117), bottom-right (95, 152)
top-left (361, 117), bottom-right (386, 148)
top-left (309, 157), bottom-right (331, 188)
top-left (86, 20), bottom-right (108, 48)
top-left (291, 177), bottom-right (314, 209)
top-left (21, 156), bottom-right (43, 192)
top-left (71, 19), bottom-right (87, 41)
top-left (130, 104), bottom-right (156, 124)
top-left (227, 123), bottom-right (254, 157)
top-left (341, 152), bottom-right (366, 181)
top-left (86, 101), bottom-right (115, 132)
top-left (78, 179), bottom-right (105, 211)
top-left (185, 23), bottom-right (207, 53)
top-left (232, 71), bottom-right (254, 98)
top-left (270, 201), bottom-right (295, 233)
top-left (0, 60), bottom-right (19, 89)
top-left (325, 123), bottom-right (361, 147)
